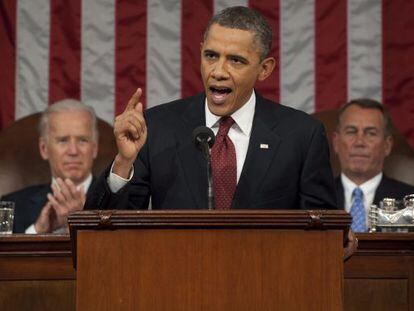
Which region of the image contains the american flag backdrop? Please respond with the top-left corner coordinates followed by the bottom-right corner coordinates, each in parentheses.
top-left (1, 0), bottom-right (414, 148)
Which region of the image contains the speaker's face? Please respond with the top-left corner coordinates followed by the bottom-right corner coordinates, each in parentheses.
top-left (200, 23), bottom-right (275, 117)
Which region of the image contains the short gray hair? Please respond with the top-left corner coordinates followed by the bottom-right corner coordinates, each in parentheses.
top-left (38, 99), bottom-right (98, 141)
top-left (337, 98), bottom-right (393, 137)
top-left (203, 6), bottom-right (273, 61)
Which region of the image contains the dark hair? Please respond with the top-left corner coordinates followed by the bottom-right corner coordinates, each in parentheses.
top-left (203, 6), bottom-right (272, 61)
top-left (337, 98), bottom-right (392, 136)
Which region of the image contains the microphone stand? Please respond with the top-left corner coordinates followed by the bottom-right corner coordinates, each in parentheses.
top-left (200, 141), bottom-right (214, 210)
top-left (193, 126), bottom-right (215, 210)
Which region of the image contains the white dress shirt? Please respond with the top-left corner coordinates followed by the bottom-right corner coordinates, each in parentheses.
top-left (341, 172), bottom-right (382, 228)
top-left (108, 91), bottom-right (257, 191)
top-left (25, 174), bottom-right (93, 234)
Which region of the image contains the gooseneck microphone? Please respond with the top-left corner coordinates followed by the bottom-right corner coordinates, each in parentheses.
top-left (192, 126), bottom-right (215, 210)
top-left (193, 126), bottom-right (215, 156)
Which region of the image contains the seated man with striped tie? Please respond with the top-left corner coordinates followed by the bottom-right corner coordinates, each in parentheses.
top-left (333, 99), bottom-right (414, 232)
top-left (85, 6), bottom-right (339, 212)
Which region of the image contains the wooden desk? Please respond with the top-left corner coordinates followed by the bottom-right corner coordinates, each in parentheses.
top-left (344, 233), bottom-right (414, 311)
top-left (1, 233), bottom-right (413, 311)
top-left (0, 235), bottom-right (75, 311)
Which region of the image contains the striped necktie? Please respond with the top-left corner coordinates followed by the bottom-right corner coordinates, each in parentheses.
top-left (350, 187), bottom-right (366, 232)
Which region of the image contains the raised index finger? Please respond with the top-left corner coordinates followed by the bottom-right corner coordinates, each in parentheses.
top-left (125, 87), bottom-right (142, 111)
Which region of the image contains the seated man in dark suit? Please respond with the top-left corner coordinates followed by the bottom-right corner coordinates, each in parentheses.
top-left (2, 100), bottom-right (98, 233)
top-left (333, 98), bottom-right (414, 232)
top-left (85, 6), bottom-right (338, 211)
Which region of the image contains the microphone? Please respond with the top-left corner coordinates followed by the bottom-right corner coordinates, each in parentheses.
top-left (193, 126), bottom-right (215, 156)
top-left (192, 126), bottom-right (215, 210)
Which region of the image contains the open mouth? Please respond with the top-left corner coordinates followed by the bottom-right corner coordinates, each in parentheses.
top-left (210, 86), bottom-right (232, 94)
top-left (209, 86), bottom-right (232, 104)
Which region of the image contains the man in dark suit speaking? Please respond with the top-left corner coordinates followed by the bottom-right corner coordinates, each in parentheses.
top-left (85, 6), bottom-right (338, 211)
top-left (2, 100), bottom-right (98, 233)
top-left (333, 98), bottom-right (414, 232)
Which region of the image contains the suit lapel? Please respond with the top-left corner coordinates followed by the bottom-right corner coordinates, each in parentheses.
top-left (30, 185), bottom-right (50, 205)
top-left (373, 175), bottom-right (387, 205)
top-left (29, 185), bottom-right (50, 221)
top-left (335, 177), bottom-right (345, 209)
top-left (175, 94), bottom-right (208, 208)
top-left (232, 95), bottom-right (282, 208)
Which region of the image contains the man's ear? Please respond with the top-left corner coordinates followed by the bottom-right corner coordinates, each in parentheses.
top-left (384, 135), bottom-right (393, 157)
top-left (332, 131), bottom-right (339, 154)
top-left (39, 137), bottom-right (49, 160)
top-left (258, 57), bottom-right (276, 82)
top-left (93, 141), bottom-right (98, 159)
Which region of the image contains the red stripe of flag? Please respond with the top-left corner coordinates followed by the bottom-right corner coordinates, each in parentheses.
top-left (382, 0), bottom-right (414, 149)
top-left (315, 0), bottom-right (347, 111)
top-left (0, 1), bottom-right (17, 129)
top-left (115, 0), bottom-right (147, 114)
top-left (249, 0), bottom-right (280, 103)
top-left (48, 0), bottom-right (81, 104)
top-left (181, 0), bottom-right (213, 99)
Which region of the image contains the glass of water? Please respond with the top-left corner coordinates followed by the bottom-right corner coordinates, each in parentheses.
top-left (0, 201), bottom-right (15, 234)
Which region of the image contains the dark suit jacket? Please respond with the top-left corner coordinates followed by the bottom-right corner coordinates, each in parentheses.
top-left (2, 184), bottom-right (51, 233)
top-left (335, 175), bottom-right (414, 208)
top-left (2, 178), bottom-right (96, 233)
top-left (85, 93), bottom-right (338, 210)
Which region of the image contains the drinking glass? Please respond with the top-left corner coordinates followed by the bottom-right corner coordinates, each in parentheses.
top-left (0, 201), bottom-right (15, 234)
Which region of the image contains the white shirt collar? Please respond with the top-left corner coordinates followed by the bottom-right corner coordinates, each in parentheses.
top-left (341, 172), bottom-right (382, 203)
top-left (51, 173), bottom-right (93, 192)
top-left (205, 91), bottom-right (256, 136)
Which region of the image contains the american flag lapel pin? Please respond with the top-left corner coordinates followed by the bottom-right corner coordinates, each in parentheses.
top-left (260, 143), bottom-right (269, 149)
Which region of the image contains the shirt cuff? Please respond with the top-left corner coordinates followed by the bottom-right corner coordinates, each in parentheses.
top-left (25, 224), bottom-right (37, 234)
top-left (107, 161), bottom-right (134, 193)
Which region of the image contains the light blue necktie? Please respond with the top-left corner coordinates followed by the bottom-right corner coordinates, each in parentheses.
top-left (350, 187), bottom-right (366, 232)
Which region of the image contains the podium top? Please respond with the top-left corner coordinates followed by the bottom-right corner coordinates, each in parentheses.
top-left (68, 209), bottom-right (351, 232)
top-left (68, 209), bottom-right (351, 268)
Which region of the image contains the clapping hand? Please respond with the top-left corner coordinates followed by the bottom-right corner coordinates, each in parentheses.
top-left (34, 178), bottom-right (86, 234)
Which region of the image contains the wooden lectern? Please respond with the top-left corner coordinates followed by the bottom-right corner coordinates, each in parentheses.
top-left (69, 210), bottom-right (351, 311)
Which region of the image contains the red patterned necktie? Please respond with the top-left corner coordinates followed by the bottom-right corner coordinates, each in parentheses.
top-left (211, 117), bottom-right (237, 210)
